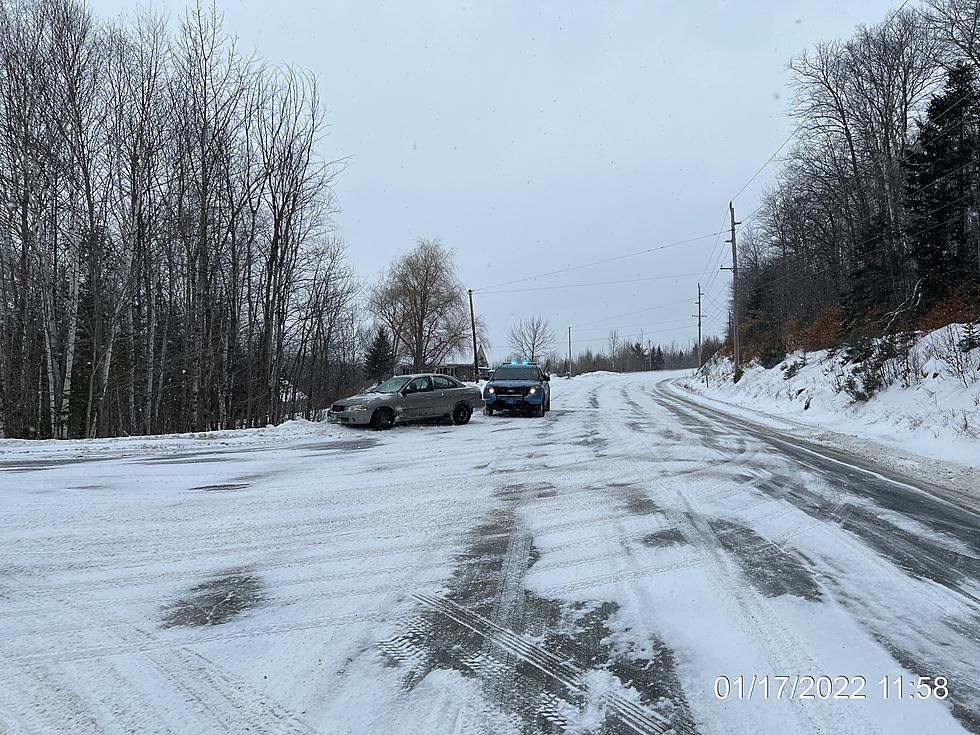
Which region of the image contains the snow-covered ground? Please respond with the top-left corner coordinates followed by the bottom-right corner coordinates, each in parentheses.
top-left (2, 371), bottom-right (978, 734)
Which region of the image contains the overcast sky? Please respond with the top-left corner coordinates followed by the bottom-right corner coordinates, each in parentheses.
top-left (91, 0), bottom-right (905, 361)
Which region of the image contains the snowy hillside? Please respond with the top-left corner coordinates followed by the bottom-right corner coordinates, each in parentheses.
top-left (679, 323), bottom-right (980, 471)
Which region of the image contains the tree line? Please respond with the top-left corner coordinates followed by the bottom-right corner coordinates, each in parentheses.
top-left (572, 334), bottom-right (723, 375)
top-left (0, 0), bottom-right (362, 438)
top-left (734, 0), bottom-right (980, 369)
top-left (505, 316), bottom-right (718, 375)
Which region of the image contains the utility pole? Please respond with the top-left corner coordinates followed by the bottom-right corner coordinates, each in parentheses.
top-left (693, 282), bottom-right (703, 373)
top-left (468, 289), bottom-right (479, 382)
top-left (567, 326), bottom-right (572, 377)
top-left (722, 201), bottom-right (741, 378)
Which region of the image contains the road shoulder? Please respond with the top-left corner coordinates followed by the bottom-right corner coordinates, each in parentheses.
top-left (667, 378), bottom-right (980, 515)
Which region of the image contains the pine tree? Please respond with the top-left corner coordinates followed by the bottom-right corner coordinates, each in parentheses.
top-left (364, 328), bottom-right (396, 384)
top-left (905, 64), bottom-right (980, 314)
top-left (652, 346), bottom-right (665, 370)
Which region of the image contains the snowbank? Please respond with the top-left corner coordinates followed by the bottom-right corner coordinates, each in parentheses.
top-left (573, 370), bottom-right (620, 378)
top-left (678, 323), bottom-right (980, 471)
top-left (0, 418), bottom-right (347, 461)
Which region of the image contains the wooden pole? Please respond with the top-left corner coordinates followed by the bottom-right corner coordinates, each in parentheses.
top-left (728, 202), bottom-right (741, 377)
top-left (468, 289), bottom-right (479, 382)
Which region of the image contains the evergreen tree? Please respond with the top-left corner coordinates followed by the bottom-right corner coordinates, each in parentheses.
top-left (652, 346), bottom-right (665, 370)
top-left (364, 328), bottom-right (396, 384)
top-left (905, 63), bottom-right (980, 314)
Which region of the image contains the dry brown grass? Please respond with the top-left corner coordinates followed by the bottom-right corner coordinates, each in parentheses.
top-left (799, 306), bottom-right (842, 352)
top-left (918, 289), bottom-right (979, 331)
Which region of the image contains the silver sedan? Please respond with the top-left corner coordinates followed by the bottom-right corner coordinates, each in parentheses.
top-left (327, 374), bottom-right (485, 430)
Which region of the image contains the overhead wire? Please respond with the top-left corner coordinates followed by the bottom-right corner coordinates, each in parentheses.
top-left (472, 230), bottom-right (728, 293)
top-left (570, 295), bottom-right (695, 329)
top-left (479, 271), bottom-right (705, 295)
top-left (572, 323), bottom-right (700, 345)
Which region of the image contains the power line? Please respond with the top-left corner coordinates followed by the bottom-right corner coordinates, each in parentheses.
top-left (572, 323), bottom-right (697, 345)
top-left (883, 0), bottom-right (913, 26)
top-left (698, 209), bottom-right (733, 296)
top-left (573, 316), bottom-right (694, 335)
top-left (730, 123), bottom-right (804, 203)
top-left (480, 271), bottom-right (705, 296)
top-left (571, 295), bottom-right (693, 329)
top-left (473, 229), bottom-right (728, 293)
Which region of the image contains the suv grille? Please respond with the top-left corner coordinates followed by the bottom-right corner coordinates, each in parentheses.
top-left (495, 386), bottom-right (527, 396)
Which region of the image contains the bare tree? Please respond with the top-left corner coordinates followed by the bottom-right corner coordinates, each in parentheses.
top-left (926, 0), bottom-right (980, 68)
top-left (368, 238), bottom-right (470, 372)
top-left (508, 316), bottom-right (556, 362)
top-left (607, 329), bottom-right (620, 370)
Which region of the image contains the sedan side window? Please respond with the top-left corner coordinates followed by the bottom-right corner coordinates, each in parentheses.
top-left (404, 377), bottom-right (432, 394)
top-left (432, 376), bottom-right (452, 390)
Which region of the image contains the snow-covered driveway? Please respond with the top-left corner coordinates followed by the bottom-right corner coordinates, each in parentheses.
top-left (1, 371), bottom-right (978, 734)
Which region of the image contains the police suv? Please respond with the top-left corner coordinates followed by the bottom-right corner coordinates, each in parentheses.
top-left (483, 361), bottom-right (551, 417)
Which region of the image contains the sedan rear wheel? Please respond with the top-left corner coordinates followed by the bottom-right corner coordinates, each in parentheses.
top-left (451, 403), bottom-right (472, 425)
top-left (371, 407), bottom-right (395, 431)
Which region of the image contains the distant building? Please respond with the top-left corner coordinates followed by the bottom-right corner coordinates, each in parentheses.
top-left (396, 345), bottom-right (489, 382)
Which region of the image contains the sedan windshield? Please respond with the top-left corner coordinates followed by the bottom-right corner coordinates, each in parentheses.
top-left (492, 367), bottom-right (541, 381)
top-left (373, 376), bottom-right (411, 393)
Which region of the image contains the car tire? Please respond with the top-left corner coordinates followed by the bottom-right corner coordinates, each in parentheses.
top-left (451, 403), bottom-right (472, 425)
top-left (371, 407), bottom-right (395, 431)
top-left (484, 405), bottom-right (494, 416)
top-left (532, 404), bottom-right (545, 417)
top-left (545, 398), bottom-right (551, 412)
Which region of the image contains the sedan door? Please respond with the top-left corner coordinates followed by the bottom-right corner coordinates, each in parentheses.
top-left (430, 375), bottom-right (458, 416)
top-left (400, 376), bottom-right (435, 419)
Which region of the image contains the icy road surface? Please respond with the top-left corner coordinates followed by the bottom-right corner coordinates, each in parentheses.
top-left (1, 371), bottom-right (979, 734)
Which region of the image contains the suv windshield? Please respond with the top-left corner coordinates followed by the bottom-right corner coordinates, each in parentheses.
top-left (372, 376), bottom-right (410, 393)
top-left (492, 367), bottom-right (541, 381)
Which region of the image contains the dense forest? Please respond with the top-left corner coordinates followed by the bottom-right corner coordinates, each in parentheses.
top-left (0, 0), bottom-right (361, 438)
top-left (734, 0), bottom-right (980, 372)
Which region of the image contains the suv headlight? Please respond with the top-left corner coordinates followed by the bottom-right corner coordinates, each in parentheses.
top-left (486, 386), bottom-right (495, 394)
top-left (349, 404), bottom-right (369, 411)
top-left (528, 386), bottom-right (539, 394)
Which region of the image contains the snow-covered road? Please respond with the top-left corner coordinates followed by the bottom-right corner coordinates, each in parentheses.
top-left (2, 371), bottom-right (978, 734)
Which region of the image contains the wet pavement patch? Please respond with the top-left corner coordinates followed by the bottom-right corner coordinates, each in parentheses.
top-left (494, 482), bottom-right (557, 503)
top-left (0, 456), bottom-right (104, 472)
top-left (610, 484), bottom-right (663, 516)
top-left (192, 482), bottom-right (249, 492)
top-left (302, 439), bottom-right (379, 452)
top-left (643, 528), bottom-right (687, 547)
top-left (161, 569), bottom-right (264, 627)
top-left (142, 454), bottom-right (246, 465)
top-left (710, 519), bottom-right (822, 601)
